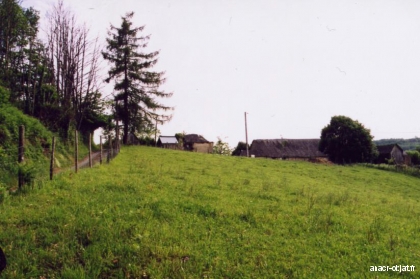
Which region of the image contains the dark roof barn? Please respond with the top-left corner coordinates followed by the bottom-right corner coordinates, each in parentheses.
top-left (183, 134), bottom-right (213, 153)
top-left (249, 139), bottom-right (326, 159)
top-left (375, 143), bottom-right (405, 165)
top-left (184, 134), bottom-right (210, 144)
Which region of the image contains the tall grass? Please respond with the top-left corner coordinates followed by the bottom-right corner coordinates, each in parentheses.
top-left (0, 103), bottom-right (92, 188)
top-left (1, 146), bottom-right (420, 278)
top-left (363, 163), bottom-right (420, 178)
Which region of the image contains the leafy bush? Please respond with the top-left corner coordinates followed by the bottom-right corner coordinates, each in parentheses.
top-left (386, 158), bottom-right (395, 165)
top-left (0, 183), bottom-right (8, 204)
top-left (0, 124), bottom-right (11, 144)
top-left (406, 150), bottom-right (420, 165)
top-left (0, 86), bottom-right (10, 105)
top-left (18, 161), bottom-right (39, 186)
top-left (212, 137), bottom-right (232, 155)
top-left (0, 104), bottom-right (53, 146)
top-left (319, 115), bottom-right (377, 164)
top-left (232, 141), bottom-right (249, 156)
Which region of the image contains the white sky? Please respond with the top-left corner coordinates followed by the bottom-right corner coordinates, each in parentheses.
top-left (22, 0), bottom-right (420, 147)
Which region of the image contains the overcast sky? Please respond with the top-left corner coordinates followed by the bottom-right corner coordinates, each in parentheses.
top-left (22, 0), bottom-right (420, 147)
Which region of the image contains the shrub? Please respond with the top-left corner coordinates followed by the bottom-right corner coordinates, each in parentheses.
top-left (0, 86), bottom-right (10, 105)
top-left (18, 161), bottom-right (39, 187)
top-left (0, 183), bottom-right (8, 204)
top-left (319, 115), bottom-right (377, 164)
top-left (406, 150), bottom-right (420, 165)
top-left (232, 141), bottom-right (249, 156)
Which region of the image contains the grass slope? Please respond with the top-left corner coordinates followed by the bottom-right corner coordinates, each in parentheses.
top-left (1, 146), bottom-right (420, 278)
top-left (0, 103), bottom-right (91, 188)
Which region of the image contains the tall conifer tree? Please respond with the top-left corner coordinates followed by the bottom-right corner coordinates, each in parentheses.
top-left (102, 12), bottom-right (172, 144)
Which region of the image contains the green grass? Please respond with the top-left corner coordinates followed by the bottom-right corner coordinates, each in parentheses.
top-left (1, 146), bottom-right (420, 278)
top-left (364, 163), bottom-right (420, 179)
top-left (0, 103), bottom-right (92, 188)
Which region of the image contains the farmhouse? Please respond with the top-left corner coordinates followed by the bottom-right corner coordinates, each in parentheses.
top-left (375, 144), bottom-right (408, 165)
top-left (184, 134), bottom-right (213, 153)
top-left (248, 139), bottom-right (327, 160)
top-left (157, 136), bottom-right (179, 149)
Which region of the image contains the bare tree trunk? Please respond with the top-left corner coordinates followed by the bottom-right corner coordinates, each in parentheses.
top-left (46, 0), bottom-right (102, 139)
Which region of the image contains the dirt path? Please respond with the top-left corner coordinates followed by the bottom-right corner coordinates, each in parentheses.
top-left (77, 151), bottom-right (103, 169)
top-left (55, 150), bottom-right (110, 173)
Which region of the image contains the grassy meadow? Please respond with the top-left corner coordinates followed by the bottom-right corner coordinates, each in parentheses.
top-left (1, 146), bottom-right (420, 278)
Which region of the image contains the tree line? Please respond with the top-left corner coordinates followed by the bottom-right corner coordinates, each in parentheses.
top-left (0, 0), bottom-right (172, 144)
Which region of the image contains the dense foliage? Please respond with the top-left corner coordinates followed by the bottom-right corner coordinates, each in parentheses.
top-left (406, 150), bottom-right (420, 165)
top-left (319, 115), bottom-right (378, 164)
top-left (212, 137), bottom-right (232, 155)
top-left (231, 141), bottom-right (249, 156)
top-left (0, 0), bottom-right (108, 141)
top-left (1, 2), bottom-right (175, 145)
top-left (0, 0), bottom-right (44, 109)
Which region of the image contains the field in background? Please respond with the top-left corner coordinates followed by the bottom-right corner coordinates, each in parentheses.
top-left (1, 146), bottom-right (420, 278)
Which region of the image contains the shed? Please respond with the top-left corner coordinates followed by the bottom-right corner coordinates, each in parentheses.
top-left (126, 133), bottom-right (140, 145)
top-left (375, 144), bottom-right (405, 165)
top-left (184, 134), bottom-right (213, 153)
top-left (157, 136), bottom-right (179, 149)
top-left (249, 139), bottom-right (327, 160)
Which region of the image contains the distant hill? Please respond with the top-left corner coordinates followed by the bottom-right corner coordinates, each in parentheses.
top-left (374, 138), bottom-right (420, 151)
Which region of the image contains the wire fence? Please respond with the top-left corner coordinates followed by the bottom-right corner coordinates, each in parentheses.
top-left (1, 125), bottom-right (120, 191)
top-left (362, 163), bottom-right (420, 178)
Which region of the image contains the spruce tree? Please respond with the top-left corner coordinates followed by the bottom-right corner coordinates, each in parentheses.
top-left (102, 12), bottom-right (172, 144)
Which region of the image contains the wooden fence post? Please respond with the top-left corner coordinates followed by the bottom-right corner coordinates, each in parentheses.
top-left (75, 130), bottom-right (78, 173)
top-left (111, 136), bottom-right (114, 159)
top-left (107, 135), bottom-right (111, 163)
top-left (100, 136), bottom-right (103, 165)
top-left (116, 121), bottom-right (120, 154)
top-left (155, 117), bottom-right (158, 147)
top-left (18, 125), bottom-right (25, 189)
top-left (50, 136), bottom-right (55, 180)
top-left (89, 133), bottom-right (92, 168)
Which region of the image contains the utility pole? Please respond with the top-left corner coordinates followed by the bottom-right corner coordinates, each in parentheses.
top-left (115, 120), bottom-right (120, 153)
top-left (245, 112), bottom-right (249, 157)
